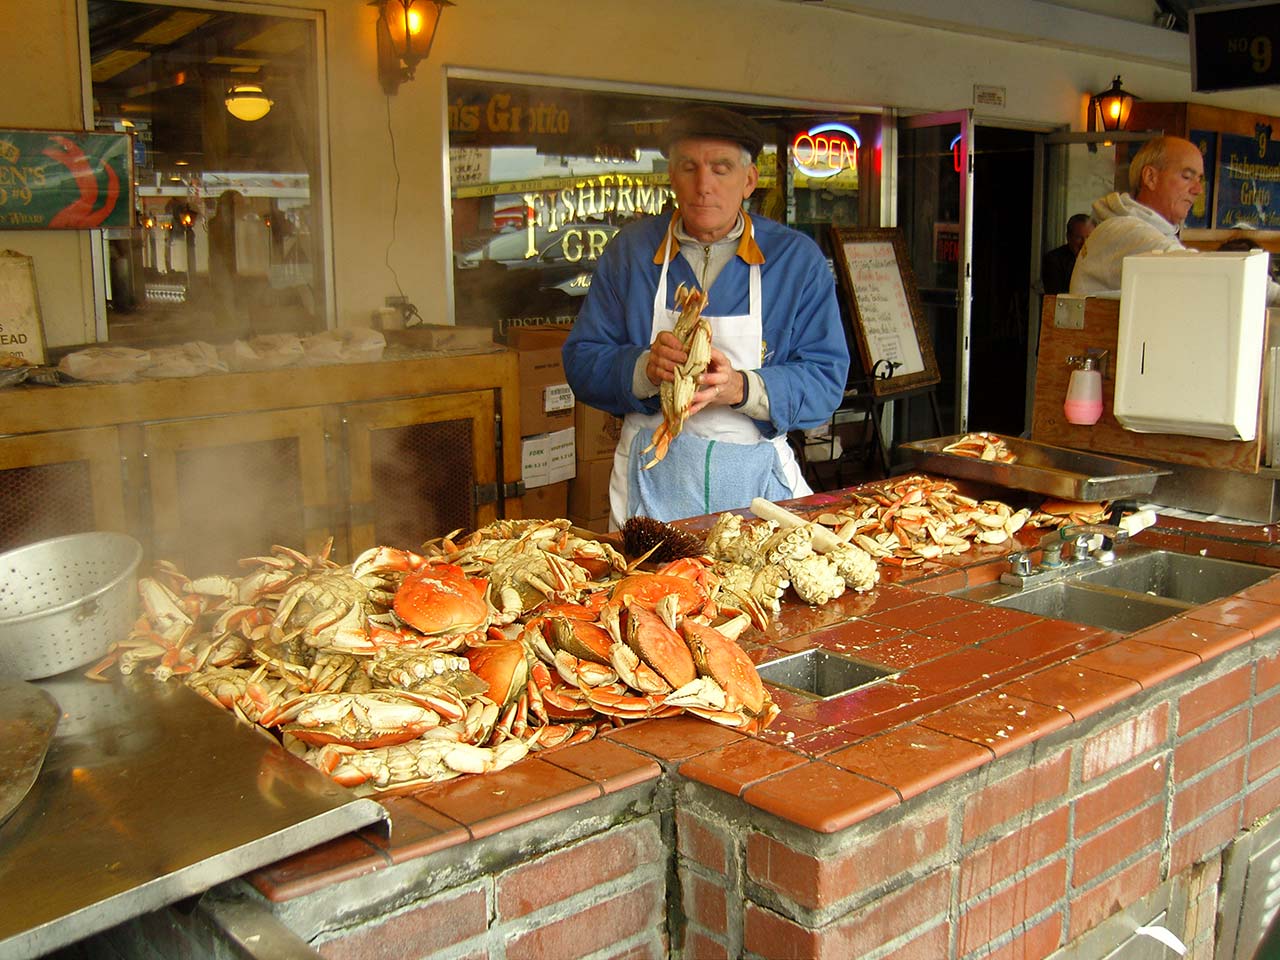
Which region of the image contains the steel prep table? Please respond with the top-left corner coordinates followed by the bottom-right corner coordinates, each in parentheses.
top-left (0, 670), bottom-right (386, 959)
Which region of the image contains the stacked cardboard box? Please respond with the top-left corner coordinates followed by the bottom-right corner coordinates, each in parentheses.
top-left (509, 327), bottom-right (575, 519)
top-left (568, 401), bottom-right (622, 534)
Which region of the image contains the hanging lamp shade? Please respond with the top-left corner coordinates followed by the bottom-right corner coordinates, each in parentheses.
top-left (225, 82), bottom-right (273, 122)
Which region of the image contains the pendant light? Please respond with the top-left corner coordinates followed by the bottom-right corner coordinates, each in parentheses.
top-left (225, 82), bottom-right (273, 122)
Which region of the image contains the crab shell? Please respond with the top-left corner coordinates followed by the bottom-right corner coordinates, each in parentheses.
top-left (621, 601), bottom-right (697, 690)
top-left (679, 619), bottom-right (767, 717)
top-left (393, 562), bottom-right (489, 636)
top-left (610, 573), bottom-right (707, 617)
top-left (547, 616), bottom-right (613, 664)
top-left (464, 639), bottom-right (529, 707)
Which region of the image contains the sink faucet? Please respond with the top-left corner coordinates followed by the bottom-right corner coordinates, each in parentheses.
top-left (1062, 524), bottom-right (1129, 563)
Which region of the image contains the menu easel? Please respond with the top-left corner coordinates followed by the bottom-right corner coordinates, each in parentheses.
top-left (830, 227), bottom-right (943, 470)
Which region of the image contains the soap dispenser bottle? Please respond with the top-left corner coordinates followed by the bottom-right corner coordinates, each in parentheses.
top-left (1064, 354), bottom-right (1104, 425)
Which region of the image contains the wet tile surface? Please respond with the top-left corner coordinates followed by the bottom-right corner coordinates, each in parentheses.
top-left (1131, 618), bottom-right (1253, 663)
top-left (825, 724), bottom-right (993, 800)
top-left (679, 737), bottom-right (812, 795)
top-left (1000, 662), bottom-right (1141, 722)
top-left (1072, 639), bottom-right (1200, 689)
top-left (919, 689), bottom-right (1073, 757)
top-left (253, 506), bottom-right (1280, 898)
top-left (742, 760), bottom-right (899, 833)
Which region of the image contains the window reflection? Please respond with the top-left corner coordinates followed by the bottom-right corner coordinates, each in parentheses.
top-left (447, 76), bottom-right (878, 338)
top-left (89, 0), bottom-right (323, 342)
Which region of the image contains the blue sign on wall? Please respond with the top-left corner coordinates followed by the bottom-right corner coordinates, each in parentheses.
top-left (1215, 127), bottom-right (1280, 229)
top-left (1186, 129), bottom-right (1217, 230)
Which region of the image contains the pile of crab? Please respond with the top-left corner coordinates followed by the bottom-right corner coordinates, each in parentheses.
top-left (93, 518), bottom-right (860, 794)
top-left (805, 474), bottom-right (1040, 567)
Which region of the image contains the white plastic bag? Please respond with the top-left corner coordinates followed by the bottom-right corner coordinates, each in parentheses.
top-left (301, 327), bottom-right (386, 365)
top-left (58, 346), bottom-right (150, 382)
top-left (222, 334), bottom-right (306, 372)
top-left (142, 341), bottom-right (228, 379)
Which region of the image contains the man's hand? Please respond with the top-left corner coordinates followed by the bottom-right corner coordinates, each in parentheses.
top-left (645, 330), bottom-right (687, 386)
top-left (688, 349), bottom-right (743, 415)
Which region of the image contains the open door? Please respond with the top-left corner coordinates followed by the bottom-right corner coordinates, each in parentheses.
top-left (897, 110), bottom-right (974, 434)
top-left (1030, 130), bottom-right (1152, 427)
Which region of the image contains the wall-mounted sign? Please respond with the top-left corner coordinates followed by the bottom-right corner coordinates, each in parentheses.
top-left (1215, 129), bottom-right (1280, 229)
top-left (1186, 129), bottom-right (1218, 230)
top-left (791, 123), bottom-right (860, 180)
top-left (1192, 1), bottom-right (1280, 92)
top-left (933, 222), bottom-right (960, 264)
top-left (0, 129), bottom-right (132, 229)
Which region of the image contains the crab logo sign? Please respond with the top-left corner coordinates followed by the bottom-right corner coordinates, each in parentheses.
top-left (791, 123), bottom-right (860, 179)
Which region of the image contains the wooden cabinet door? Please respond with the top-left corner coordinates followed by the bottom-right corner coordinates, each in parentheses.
top-left (342, 390), bottom-right (497, 556)
top-left (0, 428), bottom-right (126, 552)
top-left (141, 408), bottom-right (331, 576)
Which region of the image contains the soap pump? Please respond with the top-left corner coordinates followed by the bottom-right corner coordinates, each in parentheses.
top-left (1064, 352), bottom-right (1106, 425)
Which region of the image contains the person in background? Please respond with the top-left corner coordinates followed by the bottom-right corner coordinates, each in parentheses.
top-left (562, 105), bottom-right (849, 529)
top-left (1041, 213), bottom-right (1093, 295)
top-left (1071, 134), bottom-right (1280, 304)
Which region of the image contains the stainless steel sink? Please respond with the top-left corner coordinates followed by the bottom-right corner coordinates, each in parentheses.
top-left (960, 580), bottom-right (1186, 633)
top-left (952, 548), bottom-right (1275, 633)
top-left (1073, 550), bottom-right (1274, 604)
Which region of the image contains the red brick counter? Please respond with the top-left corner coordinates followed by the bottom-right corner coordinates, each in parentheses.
top-left (74, 495), bottom-right (1280, 960)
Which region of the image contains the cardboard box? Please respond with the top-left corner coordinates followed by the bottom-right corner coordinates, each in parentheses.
top-left (568, 457), bottom-right (612, 520)
top-left (522, 480), bottom-right (568, 520)
top-left (509, 327), bottom-right (575, 436)
top-left (574, 403), bottom-right (623, 462)
top-left (569, 513), bottom-right (611, 535)
top-left (521, 427), bottom-right (575, 488)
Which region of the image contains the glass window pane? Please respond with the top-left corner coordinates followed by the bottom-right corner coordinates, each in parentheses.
top-left (446, 76), bottom-right (878, 338)
top-left (89, 0), bottom-right (325, 342)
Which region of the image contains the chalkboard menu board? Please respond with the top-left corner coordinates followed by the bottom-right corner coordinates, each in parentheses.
top-left (830, 226), bottom-right (940, 398)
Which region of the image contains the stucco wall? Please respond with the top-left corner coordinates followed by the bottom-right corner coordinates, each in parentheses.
top-left (5, 0), bottom-right (1280, 345)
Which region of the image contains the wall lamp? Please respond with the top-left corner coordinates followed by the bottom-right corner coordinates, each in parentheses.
top-left (1088, 76), bottom-right (1137, 136)
top-left (374, 0), bottom-right (453, 95)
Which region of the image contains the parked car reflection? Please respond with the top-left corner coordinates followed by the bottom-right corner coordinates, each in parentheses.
top-left (454, 222), bottom-right (619, 326)
top-left (456, 222), bottom-right (618, 276)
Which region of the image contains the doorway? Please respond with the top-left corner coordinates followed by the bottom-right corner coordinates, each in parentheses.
top-left (894, 119), bottom-right (1038, 446)
top-left (968, 125), bottom-right (1036, 436)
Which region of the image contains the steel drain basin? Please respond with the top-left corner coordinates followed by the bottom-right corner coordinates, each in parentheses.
top-left (756, 649), bottom-right (893, 700)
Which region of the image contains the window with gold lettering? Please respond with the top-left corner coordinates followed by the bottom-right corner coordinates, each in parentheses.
top-left (447, 75), bottom-right (879, 338)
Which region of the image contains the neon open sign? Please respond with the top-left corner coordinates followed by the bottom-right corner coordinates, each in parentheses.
top-left (791, 122), bottom-right (861, 179)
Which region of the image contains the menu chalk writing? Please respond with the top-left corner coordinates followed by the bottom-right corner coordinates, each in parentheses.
top-left (841, 240), bottom-right (925, 376)
top-left (830, 226), bottom-right (940, 399)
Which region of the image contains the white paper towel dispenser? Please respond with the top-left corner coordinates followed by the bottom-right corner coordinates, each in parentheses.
top-left (1114, 250), bottom-right (1268, 441)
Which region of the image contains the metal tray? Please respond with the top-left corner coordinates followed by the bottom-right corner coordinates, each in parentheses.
top-left (899, 434), bottom-right (1170, 501)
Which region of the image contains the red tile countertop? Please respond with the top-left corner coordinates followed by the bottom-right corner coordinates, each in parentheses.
top-left (248, 488), bottom-right (1280, 901)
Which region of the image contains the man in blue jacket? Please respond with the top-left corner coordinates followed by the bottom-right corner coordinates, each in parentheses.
top-left (562, 105), bottom-right (849, 528)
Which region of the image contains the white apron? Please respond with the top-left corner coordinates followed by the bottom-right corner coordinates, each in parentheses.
top-left (607, 221), bottom-right (809, 529)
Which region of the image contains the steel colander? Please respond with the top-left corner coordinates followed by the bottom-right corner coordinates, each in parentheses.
top-left (0, 532), bottom-right (143, 680)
